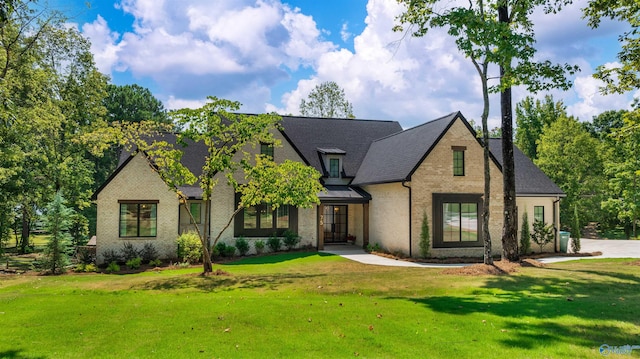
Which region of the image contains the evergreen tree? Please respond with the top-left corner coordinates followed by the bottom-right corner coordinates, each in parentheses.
top-left (42, 192), bottom-right (73, 274)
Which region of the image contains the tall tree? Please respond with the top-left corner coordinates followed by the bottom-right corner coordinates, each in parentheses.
top-left (42, 192), bottom-right (72, 274)
top-left (515, 95), bottom-right (566, 160)
top-left (300, 81), bottom-right (354, 118)
top-left (396, 0), bottom-right (577, 261)
top-left (104, 84), bottom-right (170, 124)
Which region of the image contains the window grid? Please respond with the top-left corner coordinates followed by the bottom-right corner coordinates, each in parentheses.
top-left (453, 150), bottom-right (465, 176)
top-left (260, 143), bottom-right (274, 159)
top-left (329, 158), bottom-right (340, 178)
top-left (119, 203), bottom-right (157, 237)
top-left (534, 206), bottom-right (545, 223)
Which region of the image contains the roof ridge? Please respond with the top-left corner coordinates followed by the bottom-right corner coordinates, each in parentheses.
top-left (369, 111), bottom-right (459, 143)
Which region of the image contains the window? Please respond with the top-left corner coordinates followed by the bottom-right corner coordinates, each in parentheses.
top-left (119, 201), bottom-right (157, 237)
top-left (261, 143), bottom-right (274, 159)
top-left (433, 194), bottom-right (482, 248)
top-left (453, 147), bottom-right (465, 176)
top-left (329, 158), bottom-right (340, 178)
top-left (234, 194), bottom-right (297, 236)
top-left (189, 203), bottom-right (201, 224)
top-left (534, 206), bottom-right (544, 223)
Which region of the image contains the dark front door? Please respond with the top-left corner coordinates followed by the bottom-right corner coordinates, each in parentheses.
top-left (324, 205), bottom-right (347, 243)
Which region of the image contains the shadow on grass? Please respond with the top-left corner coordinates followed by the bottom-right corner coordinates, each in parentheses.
top-left (221, 251), bottom-right (333, 266)
top-left (395, 265), bottom-right (640, 351)
top-left (0, 349), bottom-right (46, 359)
top-left (133, 272), bottom-right (324, 292)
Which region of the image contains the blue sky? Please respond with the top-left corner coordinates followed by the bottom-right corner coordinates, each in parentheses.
top-left (50, 0), bottom-right (635, 129)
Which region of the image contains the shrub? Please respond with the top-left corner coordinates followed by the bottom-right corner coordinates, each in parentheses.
top-left (76, 246), bottom-right (95, 264)
top-left (148, 258), bottom-right (162, 267)
top-left (176, 231), bottom-right (202, 264)
top-left (419, 211), bottom-right (430, 258)
top-left (74, 263), bottom-right (86, 273)
top-left (223, 245), bottom-right (236, 258)
top-left (214, 242), bottom-right (227, 259)
top-left (83, 263), bottom-right (97, 272)
top-left (282, 230), bottom-right (300, 251)
top-left (141, 242), bottom-right (158, 264)
top-left (532, 220), bottom-right (554, 253)
top-left (120, 242), bottom-right (141, 262)
top-left (106, 261), bottom-right (120, 273)
top-left (126, 257), bottom-right (142, 270)
top-left (520, 211), bottom-right (531, 255)
top-left (254, 240), bottom-right (265, 254)
top-left (366, 243), bottom-right (382, 253)
top-left (235, 237), bottom-right (250, 256)
top-left (102, 249), bottom-right (121, 265)
top-left (267, 234), bottom-right (281, 252)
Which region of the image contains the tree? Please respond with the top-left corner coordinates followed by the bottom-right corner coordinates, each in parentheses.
top-left (395, 0), bottom-right (577, 262)
top-left (104, 84), bottom-right (170, 124)
top-left (520, 211), bottom-right (531, 255)
top-left (583, 110), bottom-right (626, 141)
top-left (300, 81), bottom-right (354, 118)
top-left (584, 0), bottom-right (640, 94)
top-left (531, 219), bottom-right (554, 253)
top-left (42, 192), bottom-right (72, 274)
top-left (111, 97), bottom-right (324, 274)
top-left (419, 210), bottom-right (430, 258)
top-left (535, 115), bottom-right (606, 227)
top-left (515, 95), bottom-right (566, 160)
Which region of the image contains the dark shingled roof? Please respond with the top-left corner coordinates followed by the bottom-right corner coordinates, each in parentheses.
top-left (280, 116), bottom-right (403, 177)
top-left (489, 139), bottom-right (565, 196)
top-left (352, 112), bottom-right (460, 185)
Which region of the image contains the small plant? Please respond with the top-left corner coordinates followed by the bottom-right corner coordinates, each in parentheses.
top-left (531, 220), bottom-right (554, 253)
top-left (83, 263), bottom-right (97, 272)
top-left (520, 211), bottom-right (531, 255)
top-left (76, 246), bottom-right (95, 264)
top-left (223, 245), bottom-right (236, 258)
top-left (141, 242), bottom-right (158, 264)
top-left (282, 230), bottom-right (300, 251)
top-left (267, 234), bottom-right (281, 252)
top-left (148, 258), bottom-right (162, 267)
top-left (106, 261), bottom-right (120, 273)
top-left (174, 261), bottom-right (191, 268)
top-left (74, 263), bottom-right (86, 273)
top-left (366, 243), bottom-right (382, 253)
top-left (214, 242), bottom-right (228, 259)
top-left (126, 256), bottom-right (142, 270)
top-left (419, 211), bottom-right (430, 258)
top-left (176, 231), bottom-right (203, 264)
top-left (254, 239), bottom-right (265, 254)
top-left (235, 236), bottom-right (250, 256)
top-left (102, 249), bottom-right (121, 265)
top-left (120, 242), bottom-right (141, 262)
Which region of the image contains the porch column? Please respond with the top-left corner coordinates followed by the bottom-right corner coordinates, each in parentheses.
top-left (363, 203), bottom-right (369, 248)
top-left (318, 204), bottom-right (325, 250)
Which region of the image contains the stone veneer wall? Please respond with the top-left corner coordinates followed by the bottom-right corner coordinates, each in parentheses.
top-left (95, 154), bottom-right (180, 263)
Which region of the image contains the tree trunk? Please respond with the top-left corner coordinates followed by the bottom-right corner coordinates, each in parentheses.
top-left (20, 205), bottom-right (29, 254)
top-left (499, 3), bottom-right (519, 262)
top-left (480, 66), bottom-right (493, 265)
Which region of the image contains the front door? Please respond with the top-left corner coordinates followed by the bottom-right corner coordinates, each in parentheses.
top-left (324, 205), bottom-right (347, 243)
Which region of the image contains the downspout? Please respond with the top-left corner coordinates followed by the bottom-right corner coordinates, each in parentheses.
top-left (402, 180), bottom-right (412, 257)
top-left (553, 197), bottom-right (560, 252)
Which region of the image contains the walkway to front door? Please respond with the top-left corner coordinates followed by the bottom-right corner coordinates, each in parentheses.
top-left (323, 205), bottom-right (347, 243)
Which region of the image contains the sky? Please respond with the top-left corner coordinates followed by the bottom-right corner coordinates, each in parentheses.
top-left (48, 0), bottom-right (636, 129)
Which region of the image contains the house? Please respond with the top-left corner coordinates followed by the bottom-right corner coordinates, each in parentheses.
top-left (93, 112), bottom-right (564, 263)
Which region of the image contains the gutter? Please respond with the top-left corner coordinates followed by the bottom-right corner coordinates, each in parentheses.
top-left (553, 196), bottom-right (561, 252)
top-left (402, 180), bottom-right (412, 257)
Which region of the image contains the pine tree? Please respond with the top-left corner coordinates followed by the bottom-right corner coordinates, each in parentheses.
top-left (419, 211), bottom-right (431, 258)
top-left (520, 211), bottom-right (531, 255)
top-left (43, 192), bottom-right (73, 274)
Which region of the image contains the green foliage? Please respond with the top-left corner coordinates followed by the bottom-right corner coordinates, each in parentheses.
top-left (235, 236), bottom-right (250, 256)
top-left (126, 257), bottom-right (142, 270)
top-left (141, 242), bottom-right (159, 264)
top-left (366, 243), bottom-right (382, 253)
top-left (282, 230), bottom-right (300, 251)
top-left (214, 242), bottom-right (228, 259)
top-left (105, 261), bottom-right (120, 273)
top-left (515, 95), bottom-right (566, 160)
top-left (299, 81), bottom-right (354, 118)
top-left (120, 242), bottom-right (141, 262)
top-left (101, 249), bottom-right (121, 265)
top-left (520, 211), bottom-right (531, 255)
top-left (571, 204), bottom-right (582, 253)
top-left (104, 84), bottom-right (170, 124)
top-left (223, 245), bottom-right (236, 258)
top-left (149, 259), bottom-right (162, 267)
top-left (75, 246), bottom-right (95, 265)
top-left (419, 211), bottom-right (430, 258)
top-left (531, 220), bottom-right (554, 253)
top-left (176, 232), bottom-right (203, 264)
top-left (254, 239), bottom-right (265, 255)
top-left (68, 213), bottom-right (89, 246)
top-left (267, 234), bottom-right (281, 252)
top-left (42, 192), bottom-right (72, 274)
top-left (75, 263), bottom-right (97, 273)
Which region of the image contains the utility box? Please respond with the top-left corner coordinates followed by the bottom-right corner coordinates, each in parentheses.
top-left (559, 231), bottom-right (570, 253)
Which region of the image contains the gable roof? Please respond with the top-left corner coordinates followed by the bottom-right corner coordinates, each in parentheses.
top-left (352, 112), bottom-right (465, 185)
top-left (489, 139), bottom-right (565, 196)
top-left (280, 116), bottom-right (403, 178)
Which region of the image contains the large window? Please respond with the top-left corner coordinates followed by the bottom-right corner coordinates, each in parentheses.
top-left (119, 201), bottom-right (158, 237)
top-left (453, 147), bottom-right (465, 176)
top-left (234, 194), bottom-right (297, 237)
top-left (329, 158), bottom-right (340, 178)
top-left (190, 202), bottom-right (202, 224)
top-left (534, 206), bottom-right (544, 223)
top-left (433, 194), bottom-right (482, 248)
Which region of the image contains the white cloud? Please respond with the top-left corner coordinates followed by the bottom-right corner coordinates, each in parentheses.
top-left (340, 22), bottom-right (352, 42)
top-left (81, 16), bottom-right (122, 74)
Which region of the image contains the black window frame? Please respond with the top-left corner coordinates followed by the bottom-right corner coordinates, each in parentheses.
top-left (433, 193), bottom-right (483, 248)
top-left (118, 200), bottom-right (158, 238)
top-left (329, 158), bottom-right (340, 178)
top-left (452, 146), bottom-right (466, 176)
top-left (534, 206), bottom-right (545, 223)
top-left (260, 143), bottom-right (274, 159)
top-left (233, 194), bottom-right (298, 237)
top-left (189, 202), bottom-right (202, 224)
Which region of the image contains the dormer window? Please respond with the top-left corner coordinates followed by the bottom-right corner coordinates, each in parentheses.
top-left (329, 158), bottom-right (340, 178)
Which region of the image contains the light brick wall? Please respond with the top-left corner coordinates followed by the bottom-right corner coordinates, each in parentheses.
top-left (517, 196), bottom-right (560, 253)
top-left (362, 182), bottom-right (410, 253)
top-left (411, 118), bottom-right (505, 258)
top-left (96, 154), bottom-right (180, 263)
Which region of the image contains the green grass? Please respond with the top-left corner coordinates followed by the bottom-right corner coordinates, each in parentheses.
top-left (1, 253), bottom-right (640, 358)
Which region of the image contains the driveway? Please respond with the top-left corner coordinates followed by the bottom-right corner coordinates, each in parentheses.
top-left (322, 239), bottom-right (640, 267)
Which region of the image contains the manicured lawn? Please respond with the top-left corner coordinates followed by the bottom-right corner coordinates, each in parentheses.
top-left (1, 253), bottom-right (640, 358)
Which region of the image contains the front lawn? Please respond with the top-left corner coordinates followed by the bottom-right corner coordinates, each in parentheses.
top-left (1, 253), bottom-right (639, 358)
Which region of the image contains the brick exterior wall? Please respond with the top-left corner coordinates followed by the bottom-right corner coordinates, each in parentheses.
top-left (362, 182), bottom-right (410, 253)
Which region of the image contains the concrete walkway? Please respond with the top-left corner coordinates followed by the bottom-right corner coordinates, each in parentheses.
top-left (321, 238), bottom-right (640, 267)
